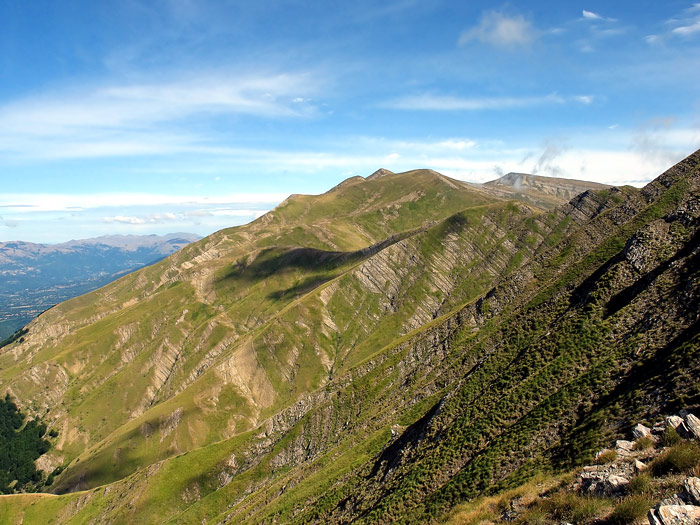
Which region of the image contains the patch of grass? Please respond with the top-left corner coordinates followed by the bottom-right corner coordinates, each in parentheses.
top-left (650, 442), bottom-right (700, 476)
top-left (633, 436), bottom-right (654, 451)
top-left (609, 495), bottom-right (654, 525)
top-left (541, 492), bottom-right (608, 523)
top-left (596, 449), bottom-right (618, 465)
top-left (627, 473), bottom-right (652, 495)
top-left (662, 426), bottom-right (683, 447)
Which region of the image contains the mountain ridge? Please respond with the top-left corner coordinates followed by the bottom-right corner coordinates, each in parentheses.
top-left (0, 152), bottom-right (698, 523)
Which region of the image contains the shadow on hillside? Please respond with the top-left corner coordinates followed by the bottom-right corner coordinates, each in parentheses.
top-left (267, 275), bottom-right (336, 300)
top-left (219, 231), bottom-right (417, 286)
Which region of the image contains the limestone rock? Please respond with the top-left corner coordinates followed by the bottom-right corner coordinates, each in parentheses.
top-left (650, 504), bottom-right (700, 525)
top-left (635, 459), bottom-right (648, 473)
top-left (633, 423), bottom-right (652, 440)
top-left (667, 415), bottom-right (692, 439)
top-left (684, 477), bottom-right (700, 506)
top-left (616, 439), bottom-right (636, 456)
top-left (685, 414), bottom-right (700, 440)
top-left (667, 415), bottom-right (685, 429)
top-left (660, 495), bottom-right (690, 507)
top-left (579, 472), bottom-right (629, 495)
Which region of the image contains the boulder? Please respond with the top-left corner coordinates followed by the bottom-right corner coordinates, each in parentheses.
top-left (685, 414), bottom-right (700, 440)
top-left (649, 504), bottom-right (700, 525)
top-left (684, 477), bottom-right (700, 506)
top-left (580, 472), bottom-right (629, 495)
top-left (633, 423), bottom-right (652, 440)
top-left (635, 459), bottom-right (648, 473)
top-left (667, 415), bottom-right (692, 438)
top-left (616, 439), bottom-right (636, 456)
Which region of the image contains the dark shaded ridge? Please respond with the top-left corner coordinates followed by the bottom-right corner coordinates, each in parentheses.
top-left (606, 227), bottom-right (700, 317)
top-left (368, 398), bottom-right (445, 482)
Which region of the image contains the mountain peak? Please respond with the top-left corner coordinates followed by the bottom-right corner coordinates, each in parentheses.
top-left (367, 168), bottom-right (395, 180)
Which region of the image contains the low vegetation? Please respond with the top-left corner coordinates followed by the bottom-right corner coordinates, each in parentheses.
top-left (0, 394), bottom-right (53, 493)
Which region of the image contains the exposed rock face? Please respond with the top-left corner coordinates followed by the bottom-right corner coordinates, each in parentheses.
top-left (633, 423), bottom-right (652, 439)
top-left (668, 415), bottom-right (693, 438)
top-left (686, 414), bottom-right (700, 440)
top-left (366, 168), bottom-right (395, 180)
top-left (685, 478), bottom-right (700, 506)
top-left (649, 504), bottom-right (700, 525)
top-left (616, 439), bottom-right (636, 457)
top-left (579, 470), bottom-right (629, 495)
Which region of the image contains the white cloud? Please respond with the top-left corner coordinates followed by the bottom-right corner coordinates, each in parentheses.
top-left (648, 4), bottom-right (700, 42)
top-left (104, 215), bottom-right (148, 224)
top-left (672, 20), bottom-right (700, 36)
top-left (574, 95), bottom-right (594, 104)
top-left (582, 10), bottom-right (602, 20)
top-left (0, 192), bottom-right (289, 213)
top-left (582, 10), bottom-right (616, 22)
top-left (383, 93), bottom-right (593, 111)
top-left (0, 71), bottom-right (320, 160)
top-left (459, 10), bottom-right (537, 49)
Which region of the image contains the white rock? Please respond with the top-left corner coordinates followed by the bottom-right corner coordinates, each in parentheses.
top-left (684, 477), bottom-right (700, 506)
top-left (667, 415), bottom-right (691, 438)
top-left (685, 414), bottom-right (700, 440)
top-left (654, 504), bottom-right (700, 525)
top-left (633, 423), bottom-right (652, 440)
top-left (616, 439), bottom-right (636, 455)
top-left (634, 459), bottom-right (648, 472)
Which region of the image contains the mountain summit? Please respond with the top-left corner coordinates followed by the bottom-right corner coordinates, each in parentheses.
top-left (1, 152), bottom-right (699, 523)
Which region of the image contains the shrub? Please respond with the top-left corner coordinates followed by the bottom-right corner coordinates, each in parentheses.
top-left (662, 426), bottom-right (683, 447)
top-left (633, 436), bottom-right (654, 451)
top-left (609, 495), bottom-right (654, 524)
top-left (627, 473), bottom-right (652, 495)
top-left (651, 442), bottom-right (700, 476)
top-left (596, 449), bottom-right (618, 465)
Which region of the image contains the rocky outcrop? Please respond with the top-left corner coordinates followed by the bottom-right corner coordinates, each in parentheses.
top-left (649, 504), bottom-right (700, 525)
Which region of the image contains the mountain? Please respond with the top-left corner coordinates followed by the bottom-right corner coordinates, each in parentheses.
top-left (0, 152), bottom-right (698, 524)
top-left (481, 171), bottom-right (612, 209)
top-left (0, 233), bottom-right (200, 340)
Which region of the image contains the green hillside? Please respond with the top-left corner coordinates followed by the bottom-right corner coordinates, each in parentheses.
top-left (1, 153), bottom-right (699, 524)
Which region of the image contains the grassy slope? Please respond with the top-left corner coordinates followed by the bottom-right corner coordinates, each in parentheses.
top-left (0, 169), bottom-right (518, 491)
top-left (2, 157), bottom-right (687, 523)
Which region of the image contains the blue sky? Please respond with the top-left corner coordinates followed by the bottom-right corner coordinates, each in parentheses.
top-left (1, 0), bottom-right (699, 243)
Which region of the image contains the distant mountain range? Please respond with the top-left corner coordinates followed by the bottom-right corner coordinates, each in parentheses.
top-left (0, 233), bottom-right (200, 340)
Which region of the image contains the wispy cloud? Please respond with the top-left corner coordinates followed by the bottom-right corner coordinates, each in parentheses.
top-left (0, 71), bottom-right (320, 160)
top-left (0, 192), bottom-right (289, 213)
top-left (582, 10), bottom-right (617, 22)
top-left (672, 19), bottom-right (700, 36)
top-left (647, 3), bottom-right (700, 43)
top-left (459, 10), bottom-right (538, 49)
top-left (383, 93), bottom-right (593, 111)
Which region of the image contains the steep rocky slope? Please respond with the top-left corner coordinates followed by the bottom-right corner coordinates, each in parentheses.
top-left (1, 152), bottom-right (698, 524)
top-left (0, 169), bottom-right (539, 489)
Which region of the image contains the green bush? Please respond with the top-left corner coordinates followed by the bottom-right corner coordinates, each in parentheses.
top-left (596, 449), bottom-right (618, 465)
top-left (662, 426), bottom-right (683, 447)
top-left (0, 394), bottom-right (52, 493)
top-left (633, 436), bottom-right (654, 451)
top-left (627, 473), bottom-right (652, 495)
top-left (651, 442), bottom-right (700, 476)
top-left (609, 495), bottom-right (654, 524)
